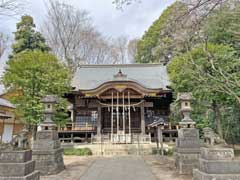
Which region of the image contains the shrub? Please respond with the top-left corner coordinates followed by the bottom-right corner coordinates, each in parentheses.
top-left (64, 148), bottom-right (92, 156)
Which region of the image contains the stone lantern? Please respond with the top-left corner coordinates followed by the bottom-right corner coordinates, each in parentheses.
top-left (177, 92), bottom-right (195, 128)
top-left (40, 95), bottom-right (59, 130)
top-left (33, 95), bottom-right (64, 175)
top-left (175, 92), bottom-right (200, 175)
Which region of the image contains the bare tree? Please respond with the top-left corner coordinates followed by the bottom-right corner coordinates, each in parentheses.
top-left (0, 32), bottom-right (8, 58)
top-left (0, 0), bottom-right (25, 17)
top-left (127, 39), bottom-right (138, 63)
top-left (43, 0), bottom-right (92, 71)
top-left (113, 0), bottom-right (140, 9)
top-left (43, 0), bottom-right (128, 72)
top-left (113, 0), bottom-right (239, 21)
top-left (111, 36), bottom-right (128, 64)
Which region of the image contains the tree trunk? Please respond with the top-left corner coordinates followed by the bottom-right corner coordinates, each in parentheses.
top-left (212, 101), bottom-right (223, 139)
top-left (31, 125), bottom-right (38, 141)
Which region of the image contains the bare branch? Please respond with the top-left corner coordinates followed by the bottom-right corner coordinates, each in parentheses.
top-left (0, 32), bottom-right (8, 58)
top-left (43, 1), bottom-right (128, 72)
top-left (0, 0), bottom-right (26, 17)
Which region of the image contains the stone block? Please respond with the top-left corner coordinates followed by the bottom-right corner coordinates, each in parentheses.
top-left (32, 147), bottom-right (64, 175)
top-left (193, 147), bottom-right (240, 180)
top-left (36, 130), bottom-right (58, 141)
top-left (175, 152), bottom-right (200, 175)
top-left (193, 169), bottom-right (240, 180)
top-left (199, 158), bottom-right (240, 174)
top-left (0, 171), bottom-right (40, 180)
top-left (176, 138), bottom-right (201, 149)
top-left (0, 150), bottom-right (32, 163)
top-left (178, 128), bottom-right (199, 138)
top-left (200, 147), bottom-right (234, 160)
top-left (0, 161), bottom-right (35, 177)
top-left (175, 128), bottom-right (201, 175)
top-left (32, 140), bottom-right (60, 150)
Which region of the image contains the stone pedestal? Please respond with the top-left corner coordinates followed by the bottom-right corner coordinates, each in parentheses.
top-left (32, 130), bottom-right (64, 175)
top-left (175, 128), bottom-right (201, 175)
top-left (0, 150), bottom-right (40, 180)
top-left (193, 147), bottom-right (240, 180)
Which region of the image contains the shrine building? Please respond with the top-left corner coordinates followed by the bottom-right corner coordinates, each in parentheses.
top-left (62, 64), bottom-right (176, 143)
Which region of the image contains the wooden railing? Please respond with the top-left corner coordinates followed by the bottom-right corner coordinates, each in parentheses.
top-left (59, 123), bottom-right (96, 132)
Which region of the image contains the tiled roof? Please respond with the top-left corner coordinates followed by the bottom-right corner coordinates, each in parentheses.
top-left (0, 98), bottom-right (15, 108)
top-left (72, 64), bottom-right (170, 90)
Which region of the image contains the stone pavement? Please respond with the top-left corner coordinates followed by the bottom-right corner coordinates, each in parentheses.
top-left (41, 155), bottom-right (192, 180)
top-left (80, 156), bottom-right (156, 180)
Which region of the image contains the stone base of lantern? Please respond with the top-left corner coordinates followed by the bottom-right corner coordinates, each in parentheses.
top-left (32, 130), bottom-right (65, 175)
top-left (175, 128), bottom-right (201, 175)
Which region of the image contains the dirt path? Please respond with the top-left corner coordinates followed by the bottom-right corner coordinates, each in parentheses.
top-left (40, 156), bottom-right (96, 180)
top-left (143, 156), bottom-right (192, 180)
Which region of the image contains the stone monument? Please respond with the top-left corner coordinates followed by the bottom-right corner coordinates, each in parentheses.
top-left (202, 127), bottom-right (227, 146)
top-left (193, 147), bottom-right (240, 180)
top-left (175, 93), bottom-right (201, 175)
top-left (32, 95), bottom-right (64, 175)
top-left (0, 129), bottom-right (40, 180)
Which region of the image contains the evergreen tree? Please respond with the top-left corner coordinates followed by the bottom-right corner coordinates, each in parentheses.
top-left (168, 44), bottom-right (240, 140)
top-left (11, 15), bottom-right (50, 57)
top-left (135, 2), bottom-right (187, 64)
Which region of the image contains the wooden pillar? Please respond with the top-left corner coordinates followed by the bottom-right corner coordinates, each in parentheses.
top-left (111, 92), bottom-right (114, 140)
top-left (140, 103), bottom-right (145, 135)
top-left (128, 91), bottom-right (131, 135)
top-left (0, 119), bottom-right (4, 142)
top-left (73, 96), bottom-right (78, 123)
top-left (117, 92), bottom-right (119, 134)
top-left (97, 106), bottom-right (102, 136)
top-left (157, 126), bottom-right (164, 156)
top-left (123, 92), bottom-right (125, 134)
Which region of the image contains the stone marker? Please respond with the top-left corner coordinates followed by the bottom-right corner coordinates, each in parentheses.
top-left (0, 129), bottom-right (40, 180)
top-left (193, 147), bottom-right (240, 180)
top-left (175, 93), bottom-right (201, 175)
top-left (32, 95), bottom-right (64, 175)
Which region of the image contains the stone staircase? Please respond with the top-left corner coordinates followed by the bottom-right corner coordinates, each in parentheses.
top-left (72, 143), bottom-right (167, 156)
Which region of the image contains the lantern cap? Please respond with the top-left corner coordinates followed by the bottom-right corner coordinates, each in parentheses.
top-left (40, 95), bottom-right (59, 103)
top-left (177, 92), bottom-right (193, 101)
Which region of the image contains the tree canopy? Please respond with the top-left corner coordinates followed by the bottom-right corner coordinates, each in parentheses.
top-left (167, 2), bottom-right (240, 143)
top-left (11, 15), bottom-right (50, 57)
top-left (2, 51), bottom-right (71, 137)
top-left (135, 2), bottom-right (187, 64)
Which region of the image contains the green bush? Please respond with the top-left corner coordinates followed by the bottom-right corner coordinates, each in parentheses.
top-left (64, 148), bottom-right (92, 156)
top-left (164, 148), bottom-right (174, 156)
top-left (152, 148), bottom-right (174, 156)
top-left (235, 149), bottom-right (240, 157)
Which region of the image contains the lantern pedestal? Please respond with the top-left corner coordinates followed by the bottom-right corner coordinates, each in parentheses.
top-left (32, 130), bottom-right (64, 175)
top-left (175, 128), bottom-right (201, 175)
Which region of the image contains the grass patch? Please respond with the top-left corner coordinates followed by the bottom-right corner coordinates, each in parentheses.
top-left (235, 149), bottom-right (240, 157)
top-left (64, 148), bottom-right (92, 156)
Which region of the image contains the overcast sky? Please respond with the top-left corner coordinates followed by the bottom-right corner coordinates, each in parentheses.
top-left (0, 0), bottom-right (175, 93)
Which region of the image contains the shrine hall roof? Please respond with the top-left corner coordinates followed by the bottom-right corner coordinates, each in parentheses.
top-left (72, 64), bottom-right (170, 91)
top-left (0, 98), bottom-right (15, 109)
